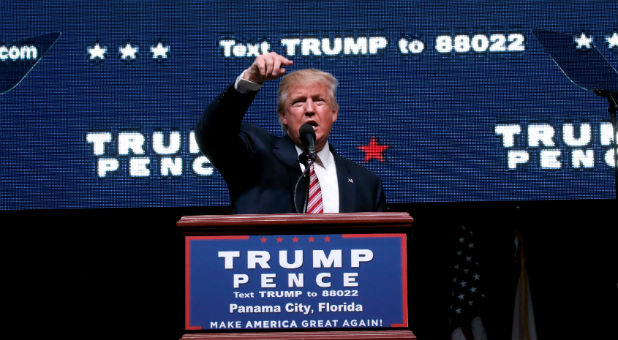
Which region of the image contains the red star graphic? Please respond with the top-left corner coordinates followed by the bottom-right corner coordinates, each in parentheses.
top-left (276, 237), bottom-right (283, 243)
top-left (260, 237), bottom-right (267, 243)
top-left (358, 137), bottom-right (389, 162)
top-left (292, 237), bottom-right (299, 243)
top-left (308, 236), bottom-right (315, 242)
top-left (324, 236), bottom-right (331, 242)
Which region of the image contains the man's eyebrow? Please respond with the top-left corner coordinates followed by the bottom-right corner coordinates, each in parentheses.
top-left (290, 94), bottom-right (307, 100)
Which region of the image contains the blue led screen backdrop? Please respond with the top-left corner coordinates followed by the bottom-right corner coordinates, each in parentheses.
top-left (1, 1), bottom-right (616, 210)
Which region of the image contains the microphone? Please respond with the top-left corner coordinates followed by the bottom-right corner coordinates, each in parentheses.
top-left (299, 123), bottom-right (316, 161)
top-left (295, 124), bottom-right (317, 213)
top-left (295, 124), bottom-right (316, 213)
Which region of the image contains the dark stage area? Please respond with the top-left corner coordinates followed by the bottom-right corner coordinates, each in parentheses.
top-left (5, 199), bottom-right (616, 339)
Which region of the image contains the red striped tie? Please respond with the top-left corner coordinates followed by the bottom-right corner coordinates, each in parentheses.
top-left (306, 163), bottom-right (323, 214)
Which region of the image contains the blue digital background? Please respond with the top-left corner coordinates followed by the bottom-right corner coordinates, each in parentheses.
top-left (1, 1), bottom-right (616, 210)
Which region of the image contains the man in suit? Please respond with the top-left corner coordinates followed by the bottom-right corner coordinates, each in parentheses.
top-left (195, 52), bottom-right (386, 214)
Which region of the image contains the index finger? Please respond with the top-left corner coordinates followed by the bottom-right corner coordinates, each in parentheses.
top-left (270, 53), bottom-right (293, 78)
top-left (279, 55), bottom-right (293, 66)
top-left (267, 51), bottom-right (292, 66)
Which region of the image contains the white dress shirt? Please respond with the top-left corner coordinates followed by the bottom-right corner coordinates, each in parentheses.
top-left (295, 145), bottom-right (340, 213)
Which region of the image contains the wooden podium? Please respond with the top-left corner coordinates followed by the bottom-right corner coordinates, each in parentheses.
top-left (177, 212), bottom-right (416, 340)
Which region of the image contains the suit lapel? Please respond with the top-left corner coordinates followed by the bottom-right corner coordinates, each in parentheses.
top-left (273, 135), bottom-right (306, 212)
top-left (333, 149), bottom-right (357, 213)
top-left (273, 134), bottom-right (300, 169)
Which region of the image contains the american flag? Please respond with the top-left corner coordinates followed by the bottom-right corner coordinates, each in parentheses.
top-left (448, 225), bottom-right (487, 340)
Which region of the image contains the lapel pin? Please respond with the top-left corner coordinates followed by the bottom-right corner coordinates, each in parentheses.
top-left (348, 178), bottom-right (354, 183)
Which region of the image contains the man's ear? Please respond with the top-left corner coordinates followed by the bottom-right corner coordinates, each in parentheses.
top-left (278, 111), bottom-right (289, 132)
top-left (278, 111), bottom-right (287, 126)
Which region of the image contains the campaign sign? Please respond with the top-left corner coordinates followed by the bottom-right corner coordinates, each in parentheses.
top-left (185, 233), bottom-right (407, 330)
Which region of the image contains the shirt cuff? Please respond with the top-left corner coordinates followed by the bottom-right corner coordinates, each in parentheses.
top-left (234, 71), bottom-right (263, 94)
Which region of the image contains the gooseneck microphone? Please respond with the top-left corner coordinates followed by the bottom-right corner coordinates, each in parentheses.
top-left (299, 123), bottom-right (316, 161)
top-left (294, 123), bottom-right (317, 213)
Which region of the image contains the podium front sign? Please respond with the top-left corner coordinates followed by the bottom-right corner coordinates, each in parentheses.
top-left (185, 233), bottom-right (408, 331)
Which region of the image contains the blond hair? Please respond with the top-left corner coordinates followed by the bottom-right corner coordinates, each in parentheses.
top-left (277, 69), bottom-right (339, 115)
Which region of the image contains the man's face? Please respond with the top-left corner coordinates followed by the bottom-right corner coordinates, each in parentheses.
top-left (279, 81), bottom-right (338, 152)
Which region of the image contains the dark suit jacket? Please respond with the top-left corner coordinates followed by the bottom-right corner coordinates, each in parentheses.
top-left (195, 84), bottom-right (386, 214)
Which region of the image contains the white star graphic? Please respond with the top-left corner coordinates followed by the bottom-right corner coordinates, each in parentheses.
top-left (574, 32), bottom-right (593, 49)
top-left (151, 42), bottom-right (170, 59)
top-left (606, 32), bottom-right (618, 49)
top-left (119, 42), bottom-right (139, 60)
top-left (88, 43), bottom-right (107, 60)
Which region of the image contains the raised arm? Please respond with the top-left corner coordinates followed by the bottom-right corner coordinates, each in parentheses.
top-left (194, 52), bottom-right (293, 181)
